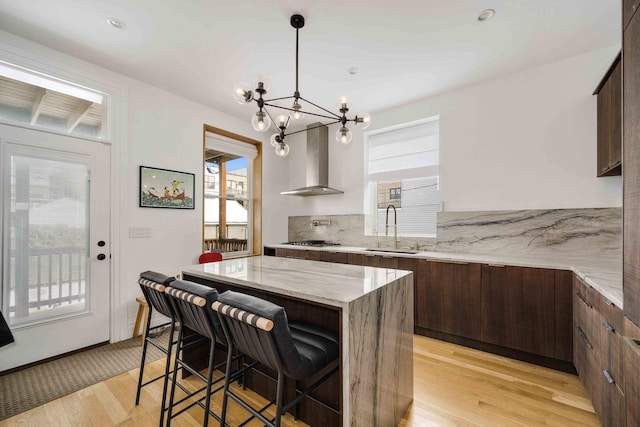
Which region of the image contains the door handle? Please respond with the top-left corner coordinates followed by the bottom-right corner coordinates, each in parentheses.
top-left (97, 254), bottom-right (106, 260)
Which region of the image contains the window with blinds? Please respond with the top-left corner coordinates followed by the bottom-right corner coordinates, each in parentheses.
top-left (365, 117), bottom-right (441, 237)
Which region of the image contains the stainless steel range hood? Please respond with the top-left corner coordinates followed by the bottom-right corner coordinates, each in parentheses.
top-left (281, 123), bottom-right (344, 196)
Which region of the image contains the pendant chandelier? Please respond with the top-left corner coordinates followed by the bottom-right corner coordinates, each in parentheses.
top-left (233, 14), bottom-right (371, 157)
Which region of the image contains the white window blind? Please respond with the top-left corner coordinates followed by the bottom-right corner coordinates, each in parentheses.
top-left (366, 117), bottom-right (441, 237)
top-left (367, 118), bottom-right (439, 182)
top-left (205, 132), bottom-right (258, 159)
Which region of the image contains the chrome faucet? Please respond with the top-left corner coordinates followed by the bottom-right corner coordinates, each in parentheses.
top-left (385, 204), bottom-right (399, 249)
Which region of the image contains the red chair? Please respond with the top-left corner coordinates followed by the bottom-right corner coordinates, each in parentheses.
top-left (199, 252), bottom-right (223, 264)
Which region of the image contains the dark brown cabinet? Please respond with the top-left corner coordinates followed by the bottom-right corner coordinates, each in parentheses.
top-left (415, 260), bottom-right (482, 340)
top-left (554, 270), bottom-right (574, 362)
top-left (273, 248), bottom-right (572, 366)
top-left (275, 247), bottom-right (308, 259)
top-left (481, 265), bottom-right (556, 358)
top-left (573, 275), bottom-right (626, 427)
top-left (624, 0), bottom-right (640, 329)
top-left (625, 318), bottom-right (640, 426)
top-left (595, 54), bottom-right (622, 177)
top-left (624, 0), bottom-right (640, 30)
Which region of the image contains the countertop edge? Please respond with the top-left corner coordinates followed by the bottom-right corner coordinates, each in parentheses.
top-left (266, 244), bottom-right (623, 309)
top-left (181, 259), bottom-right (413, 308)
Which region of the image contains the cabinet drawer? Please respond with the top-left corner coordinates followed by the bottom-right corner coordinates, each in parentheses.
top-left (606, 326), bottom-right (625, 394)
top-left (625, 335), bottom-right (640, 427)
top-left (599, 295), bottom-right (624, 333)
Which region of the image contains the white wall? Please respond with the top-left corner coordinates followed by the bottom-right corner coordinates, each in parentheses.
top-left (279, 44), bottom-right (622, 216)
top-left (0, 30), bottom-right (290, 342)
top-left (0, 29), bottom-right (623, 343)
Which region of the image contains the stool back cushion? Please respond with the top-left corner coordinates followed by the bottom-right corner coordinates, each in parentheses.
top-left (198, 252), bottom-right (223, 264)
top-left (138, 271), bottom-right (176, 319)
top-left (166, 280), bottom-right (225, 344)
top-left (217, 291), bottom-right (304, 377)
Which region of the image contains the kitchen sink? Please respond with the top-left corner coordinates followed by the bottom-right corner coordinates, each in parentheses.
top-left (365, 248), bottom-right (421, 254)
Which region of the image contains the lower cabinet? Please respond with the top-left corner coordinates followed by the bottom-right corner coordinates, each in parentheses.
top-left (415, 259), bottom-right (482, 340)
top-left (273, 247), bottom-right (633, 424)
top-left (274, 248), bottom-right (573, 363)
top-left (625, 318), bottom-right (640, 426)
top-left (481, 265), bottom-right (556, 358)
top-left (573, 274), bottom-right (626, 427)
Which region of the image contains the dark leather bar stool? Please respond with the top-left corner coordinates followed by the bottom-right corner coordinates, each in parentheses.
top-left (135, 270), bottom-right (178, 427)
top-left (213, 290), bottom-right (340, 427)
top-left (164, 279), bottom-right (231, 427)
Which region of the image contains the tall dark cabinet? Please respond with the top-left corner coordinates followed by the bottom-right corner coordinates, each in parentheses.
top-left (623, 1), bottom-right (640, 425)
top-left (624, 0), bottom-right (640, 331)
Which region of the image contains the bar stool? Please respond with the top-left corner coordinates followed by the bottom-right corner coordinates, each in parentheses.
top-left (164, 279), bottom-right (231, 427)
top-left (135, 271), bottom-right (177, 427)
top-left (213, 290), bottom-right (340, 427)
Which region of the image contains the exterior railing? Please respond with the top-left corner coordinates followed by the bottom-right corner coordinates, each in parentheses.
top-left (8, 246), bottom-right (86, 316)
top-left (203, 238), bottom-right (247, 252)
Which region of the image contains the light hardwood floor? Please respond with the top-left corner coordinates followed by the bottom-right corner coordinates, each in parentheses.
top-left (0, 335), bottom-right (599, 426)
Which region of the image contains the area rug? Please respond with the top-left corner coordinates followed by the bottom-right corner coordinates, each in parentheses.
top-left (0, 331), bottom-right (167, 420)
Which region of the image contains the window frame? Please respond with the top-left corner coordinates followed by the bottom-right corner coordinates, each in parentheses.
top-left (0, 60), bottom-right (110, 142)
top-left (202, 125), bottom-right (262, 257)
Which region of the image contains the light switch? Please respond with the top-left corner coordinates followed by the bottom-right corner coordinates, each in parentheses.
top-left (129, 227), bottom-right (151, 238)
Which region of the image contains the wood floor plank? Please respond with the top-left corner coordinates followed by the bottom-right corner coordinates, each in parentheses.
top-left (58, 393), bottom-right (93, 427)
top-left (42, 398), bottom-right (72, 426)
top-left (0, 335), bottom-right (600, 426)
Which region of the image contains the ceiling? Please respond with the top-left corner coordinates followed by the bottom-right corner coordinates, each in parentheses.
top-left (0, 0), bottom-right (621, 130)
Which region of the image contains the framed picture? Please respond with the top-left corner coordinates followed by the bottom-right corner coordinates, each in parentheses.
top-left (139, 166), bottom-right (195, 209)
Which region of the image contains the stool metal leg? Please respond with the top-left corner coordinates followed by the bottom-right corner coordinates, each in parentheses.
top-left (219, 343), bottom-right (235, 427)
top-left (135, 304), bottom-right (154, 405)
top-left (166, 324), bottom-right (184, 427)
top-left (203, 339), bottom-right (217, 427)
top-left (274, 368), bottom-right (284, 427)
top-left (158, 323), bottom-right (175, 427)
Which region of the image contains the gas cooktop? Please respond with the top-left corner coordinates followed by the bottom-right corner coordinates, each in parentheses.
top-left (283, 240), bottom-right (341, 247)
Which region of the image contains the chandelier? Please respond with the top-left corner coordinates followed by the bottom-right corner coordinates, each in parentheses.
top-left (233, 14), bottom-right (371, 157)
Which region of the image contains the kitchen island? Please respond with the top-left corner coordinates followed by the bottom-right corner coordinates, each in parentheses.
top-left (181, 256), bottom-right (414, 427)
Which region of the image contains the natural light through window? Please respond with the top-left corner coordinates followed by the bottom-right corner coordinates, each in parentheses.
top-left (0, 61), bottom-right (107, 139)
top-left (365, 117), bottom-right (441, 237)
top-left (204, 130), bottom-right (258, 255)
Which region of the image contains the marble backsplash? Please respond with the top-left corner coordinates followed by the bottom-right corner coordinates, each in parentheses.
top-left (288, 208), bottom-right (622, 262)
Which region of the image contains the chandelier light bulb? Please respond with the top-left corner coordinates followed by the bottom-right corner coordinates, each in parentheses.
top-left (337, 96), bottom-right (352, 111)
top-left (233, 82), bottom-right (253, 104)
top-left (251, 111), bottom-right (271, 132)
top-left (336, 126), bottom-right (352, 144)
top-left (275, 115), bottom-right (289, 129)
top-left (252, 74), bottom-right (271, 93)
top-left (356, 112), bottom-right (372, 129)
top-left (270, 133), bottom-right (281, 147)
top-left (275, 143), bottom-right (290, 157)
top-left (291, 100), bottom-right (304, 120)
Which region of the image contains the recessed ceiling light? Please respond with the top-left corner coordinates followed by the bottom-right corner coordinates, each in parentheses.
top-left (478, 9), bottom-right (496, 22)
top-left (348, 67), bottom-right (359, 75)
top-left (107, 17), bottom-right (126, 30)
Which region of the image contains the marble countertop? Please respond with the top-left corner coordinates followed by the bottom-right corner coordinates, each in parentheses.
top-left (181, 255), bottom-right (412, 308)
top-left (267, 244), bottom-right (623, 308)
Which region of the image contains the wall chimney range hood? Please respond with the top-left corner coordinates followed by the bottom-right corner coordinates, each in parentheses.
top-left (281, 123), bottom-right (344, 196)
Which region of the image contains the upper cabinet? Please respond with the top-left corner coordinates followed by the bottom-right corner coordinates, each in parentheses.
top-left (595, 53), bottom-right (622, 177)
top-left (624, 0), bottom-right (640, 31)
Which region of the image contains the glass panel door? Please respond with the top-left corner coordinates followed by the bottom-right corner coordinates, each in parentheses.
top-left (1, 123), bottom-right (110, 371)
top-left (6, 153), bottom-right (89, 326)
